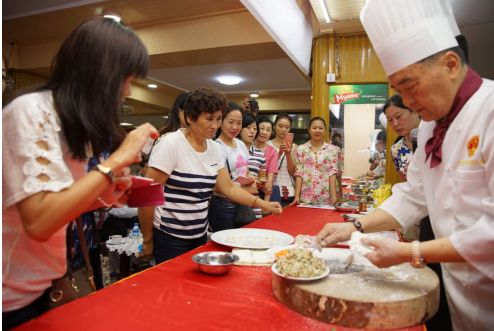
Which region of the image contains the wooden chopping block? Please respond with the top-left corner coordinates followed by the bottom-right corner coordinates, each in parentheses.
top-left (272, 263), bottom-right (439, 329)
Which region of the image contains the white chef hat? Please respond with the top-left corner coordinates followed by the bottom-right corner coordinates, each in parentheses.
top-left (440, 0), bottom-right (461, 37)
top-left (361, 0), bottom-right (459, 75)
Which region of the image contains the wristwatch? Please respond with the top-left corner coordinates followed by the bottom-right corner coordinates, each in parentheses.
top-left (410, 240), bottom-right (426, 268)
top-left (352, 219), bottom-right (364, 233)
top-left (94, 164), bottom-right (114, 183)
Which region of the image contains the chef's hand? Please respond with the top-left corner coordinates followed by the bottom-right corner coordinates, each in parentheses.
top-left (317, 222), bottom-right (355, 247)
top-left (363, 237), bottom-right (411, 268)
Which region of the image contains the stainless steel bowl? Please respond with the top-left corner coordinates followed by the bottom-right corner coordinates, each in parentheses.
top-left (192, 252), bottom-right (239, 275)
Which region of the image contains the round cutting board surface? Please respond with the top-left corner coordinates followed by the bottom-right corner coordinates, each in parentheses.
top-left (272, 248), bottom-right (439, 329)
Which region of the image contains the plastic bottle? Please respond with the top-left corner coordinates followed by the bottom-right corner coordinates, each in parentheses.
top-left (130, 223), bottom-right (142, 244)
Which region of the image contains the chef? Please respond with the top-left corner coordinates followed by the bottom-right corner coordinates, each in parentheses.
top-left (317, 0), bottom-right (494, 330)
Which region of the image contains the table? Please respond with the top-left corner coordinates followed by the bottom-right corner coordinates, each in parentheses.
top-left (16, 207), bottom-right (424, 331)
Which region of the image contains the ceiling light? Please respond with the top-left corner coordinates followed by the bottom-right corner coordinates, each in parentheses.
top-left (317, 0), bottom-right (331, 23)
top-left (249, 92), bottom-right (259, 98)
top-left (217, 75), bottom-right (242, 85)
top-left (104, 14), bottom-right (121, 23)
top-left (120, 122), bottom-right (134, 126)
top-left (147, 83), bottom-right (158, 89)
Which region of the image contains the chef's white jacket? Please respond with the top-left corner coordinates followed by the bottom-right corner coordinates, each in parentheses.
top-left (380, 78), bottom-right (494, 331)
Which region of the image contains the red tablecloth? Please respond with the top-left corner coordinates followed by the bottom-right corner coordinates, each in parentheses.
top-left (16, 207), bottom-right (424, 331)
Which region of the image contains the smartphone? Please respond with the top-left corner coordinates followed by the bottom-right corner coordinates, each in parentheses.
top-left (130, 175), bottom-right (154, 189)
top-left (127, 183), bottom-right (164, 207)
top-left (285, 132), bottom-right (294, 146)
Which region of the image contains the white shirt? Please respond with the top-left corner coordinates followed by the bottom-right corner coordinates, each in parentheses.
top-left (380, 79), bottom-right (494, 331)
top-left (213, 137), bottom-right (250, 198)
top-left (3, 91), bottom-right (86, 311)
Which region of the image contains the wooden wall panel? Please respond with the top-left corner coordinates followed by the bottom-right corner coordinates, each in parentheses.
top-left (311, 34), bottom-right (401, 184)
top-left (335, 35), bottom-right (387, 83)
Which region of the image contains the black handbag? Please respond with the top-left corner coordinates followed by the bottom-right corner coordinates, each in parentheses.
top-left (48, 217), bottom-right (96, 309)
top-left (224, 159), bottom-right (256, 227)
top-left (234, 203), bottom-right (256, 227)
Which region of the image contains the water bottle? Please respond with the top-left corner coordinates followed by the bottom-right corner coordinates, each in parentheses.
top-left (130, 223), bottom-right (142, 245)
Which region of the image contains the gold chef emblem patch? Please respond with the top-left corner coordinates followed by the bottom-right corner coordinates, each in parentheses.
top-left (467, 135), bottom-right (479, 157)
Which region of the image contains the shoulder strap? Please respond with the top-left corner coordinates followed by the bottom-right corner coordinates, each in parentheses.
top-left (225, 159), bottom-right (233, 179)
top-left (74, 217), bottom-right (96, 291)
top-left (277, 154), bottom-right (286, 172)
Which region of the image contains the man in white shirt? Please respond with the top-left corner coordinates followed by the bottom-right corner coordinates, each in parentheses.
top-left (317, 1), bottom-right (494, 330)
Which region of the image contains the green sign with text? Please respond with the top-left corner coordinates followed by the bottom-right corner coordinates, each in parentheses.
top-left (329, 84), bottom-right (388, 104)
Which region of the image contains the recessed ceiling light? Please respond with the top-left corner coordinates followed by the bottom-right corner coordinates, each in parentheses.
top-left (120, 122), bottom-right (134, 126)
top-left (249, 92), bottom-right (259, 98)
top-left (103, 14), bottom-right (121, 23)
top-left (217, 75), bottom-right (242, 85)
top-left (147, 83), bottom-right (158, 89)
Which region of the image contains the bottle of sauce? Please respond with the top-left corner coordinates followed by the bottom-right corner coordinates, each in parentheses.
top-left (358, 189), bottom-right (367, 213)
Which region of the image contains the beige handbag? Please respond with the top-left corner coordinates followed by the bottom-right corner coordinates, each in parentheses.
top-left (48, 217), bottom-right (96, 309)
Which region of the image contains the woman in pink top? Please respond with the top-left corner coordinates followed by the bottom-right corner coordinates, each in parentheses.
top-left (253, 116), bottom-right (279, 202)
top-left (2, 18), bottom-right (158, 329)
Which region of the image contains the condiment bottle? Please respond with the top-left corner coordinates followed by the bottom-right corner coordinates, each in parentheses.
top-left (358, 189), bottom-right (367, 213)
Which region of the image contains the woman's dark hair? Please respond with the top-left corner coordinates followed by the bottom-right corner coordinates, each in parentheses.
top-left (224, 102), bottom-right (242, 119)
top-left (383, 94), bottom-right (410, 114)
top-left (159, 92), bottom-right (191, 135)
top-left (274, 113), bottom-right (293, 126)
top-left (257, 116), bottom-right (274, 140)
top-left (43, 17), bottom-right (149, 160)
top-left (183, 87), bottom-right (227, 125)
top-left (308, 116), bottom-right (328, 139)
top-left (242, 111), bottom-right (257, 129)
top-left (376, 130), bottom-right (387, 143)
top-left (309, 116), bottom-right (326, 129)
top-left (257, 116), bottom-right (273, 128)
top-left (241, 111), bottom-right (258, 139)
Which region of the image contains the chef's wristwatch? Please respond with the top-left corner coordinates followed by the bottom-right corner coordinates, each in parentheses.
top-left (94, 164), bottom-right (114, 183)
top-left (411, 240), bottom-right (426, 268)
top-left (352, 219), bottom-right (364, 233)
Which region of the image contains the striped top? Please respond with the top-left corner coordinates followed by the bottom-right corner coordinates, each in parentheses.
top-left (248, 145), bottom-right (266, 219)
top-left (149, 129), bottom-right (225, 239)
top-left (248, 144), bottom-right (267, 178)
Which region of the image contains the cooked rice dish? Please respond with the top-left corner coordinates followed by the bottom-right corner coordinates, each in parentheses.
top-left (276, 249), bottom-right (327, 278)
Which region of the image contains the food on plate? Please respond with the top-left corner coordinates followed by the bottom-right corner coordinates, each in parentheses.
top-left (275, 249), bottom-right (289, 258)
top-left (276, 249), bottom-right (327, 278)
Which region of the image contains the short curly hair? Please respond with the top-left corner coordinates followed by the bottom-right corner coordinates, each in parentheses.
top-left (183, 88), bottom-right (227, 125)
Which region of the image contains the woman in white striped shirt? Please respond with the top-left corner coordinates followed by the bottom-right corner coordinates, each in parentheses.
top-left (139, 90), bottom-right (282, 263)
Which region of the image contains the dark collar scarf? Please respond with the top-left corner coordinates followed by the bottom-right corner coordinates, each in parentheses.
top-left (425, 68), bottom-right (482, 168)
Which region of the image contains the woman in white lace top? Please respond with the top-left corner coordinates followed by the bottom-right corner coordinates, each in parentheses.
top-left (2, 18), bottom-right (158, 328)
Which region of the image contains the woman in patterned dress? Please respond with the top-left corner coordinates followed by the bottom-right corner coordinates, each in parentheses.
top-left (291, 117), bottom-right (339, 206)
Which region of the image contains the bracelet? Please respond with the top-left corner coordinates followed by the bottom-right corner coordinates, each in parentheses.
top-left (252, 196), bottom-right (259, 208)
top-left (97, 196), bottom-right (113, 208)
